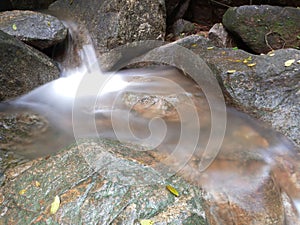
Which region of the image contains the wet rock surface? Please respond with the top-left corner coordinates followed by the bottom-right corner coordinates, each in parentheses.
top-left (0, 30), bottom-right (60, 101)
top-left (0, 139), bottom-right (207, 225)
top-left (0, 65), bottom-right (299, 224)
top-left (223, 5), bottom-right (300, 54)
top-left (0, 10), bottom-right (67, 49)
top-left (172, 35), bottom-right (300, 148)
top-left (49, 0), bottom-right (166, 54)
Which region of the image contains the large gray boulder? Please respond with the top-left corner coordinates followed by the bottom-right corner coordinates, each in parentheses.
top-left (0, 31), bottom-right (60, 101)
top-left (49, 0), bottom-right (166, 55)
top-left (0, 139), bottom-right (207, 225)
top-left (0, 10), bottom-right (67, 49)
top-left (223, 5), bottom-right (300, 54)
top-left (172, 35), bottom-right (300, 148)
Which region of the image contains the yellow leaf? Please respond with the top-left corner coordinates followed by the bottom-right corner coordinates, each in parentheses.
top-left (166, 184), bottom-right (179, 197)
top-left (12, 23), bottom-right (17, 31)
top-left (226, 70), bottom-right (236, 74)
top-left (247, 63), bottom-right (256, 67)
top-left (140, 219), bottom-right (154, 225)
top-left (34, 181), bottom-right (41, 187)
top-left (267, 50), bottom-right (275, 56)
top-left (47, 21), bottom-right (51, 26)
top-left (284, 59), bottom-right (295, 67)
top-left (50, 195), bottom-right (60, 214)
top-left (191, 43), bottom-right (197, 47)
top-left (19, 189), bottom-right (27, 195)
top-left (243, 59), bottom-right (248, 63)
top-left (207, 46), bottom-right (214, 50)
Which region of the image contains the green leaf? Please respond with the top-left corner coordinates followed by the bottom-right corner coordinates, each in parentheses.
top-left (12, 23), bottom-right (17, 31)
top-left (166, 184), bottom-right (179, 197)
top-left (140, 219), bottom-right (154, 225)
top-left (50, 195), bottom-right (60, 214)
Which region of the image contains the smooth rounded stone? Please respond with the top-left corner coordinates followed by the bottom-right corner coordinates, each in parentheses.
top-left (223, 5), bottom-right (300, 54)
top-left (0, 30), bottom-right (60, 101)
top-left (49, 0), bottom-right (166, 55)
top-left (9, 0), bottom-right (57, 10)
top-left (170, 19), bottom-right (195, 36)
top-left (208, 23), bottom-right (236, 48)
top-left (171, 35), bottom-right (300, 148)
top-left (184, 0), bottom-right (300, 28)
top-left (0, 10), bottom-right (67, 49)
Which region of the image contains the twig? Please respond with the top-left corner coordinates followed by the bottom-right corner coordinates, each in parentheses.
top-left (209, 0), bottom-right (231, 8)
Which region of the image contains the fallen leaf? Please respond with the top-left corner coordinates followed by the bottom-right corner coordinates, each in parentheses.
top-left (247, 63), bottom-right (256, 67)
top-left (284, 59), bottom-right (295, 67)
top-left (191, 43), bottom-right (197, 48)
top-left (12, 23), bottom-right (17, 31)
top-left (267, 51), bottom-right (275, 56)
top-left (166, 184), bottom-right (179, 197)
top-left (226, 70), bottom-right (236, 74)
top-left (50, 195), bottom-right (60, 214)
top-left (207, 46), bottom-right (214, 50)
top-left (19, 189), bottom-right (27, 195)
top-left (34, 181), bottom-right (41, 187)
top-left (232, 47), bottom-right (238, 50)
top-left (140, 219), bottom-right (154, 225)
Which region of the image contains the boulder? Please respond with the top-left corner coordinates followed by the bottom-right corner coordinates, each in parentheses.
top-left (182, 0), bottom-right (300, 27)
top-left (223, 5), bottom-right (300, 53)
top-left (208, 23), bottom-right (236, 48)
top-left (49, 0), bottom-right (166, 55)
top-left (0, 10), bottom-right (67, 49)
top-left (0, 31), bottom-right (60, 101)
top-left (172, 35), bottom-right (300, 148)
top-left (0, 139), bottom-right (207, 225)
top-left (170, 19), bottom-right (195, 36)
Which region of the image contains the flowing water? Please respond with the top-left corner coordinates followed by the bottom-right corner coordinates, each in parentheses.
top-left (0, 23), bottom-right (299, 223)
